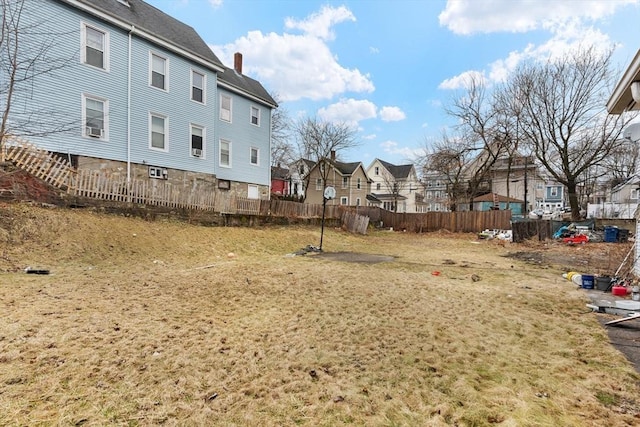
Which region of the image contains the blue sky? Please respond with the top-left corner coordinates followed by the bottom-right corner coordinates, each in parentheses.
top-left (146, 0), bottom-right (640, 166)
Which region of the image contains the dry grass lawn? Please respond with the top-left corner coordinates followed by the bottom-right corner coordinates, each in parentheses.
top-left (1, 202), bottom-right (639, 426)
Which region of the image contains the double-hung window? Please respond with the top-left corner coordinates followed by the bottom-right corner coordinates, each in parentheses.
top-left (316, 178), bottom-right (322, 190)
top-left (150, 53), bottom-right (167, 90)
top-left (82, 24), bottom-right (108, 70)
top-left (191, 70), bottom-right (204, 103)
top-left (83, 95), bottom-right (107, 139)
top-left (250, 147), bottom-right (259, 165)
top-left (250, 106), bottom-right (260, 126)
top-left (220, 94), bottom-right (232, 122)
top-left (150, 113), bottom-right (167, 151)
top-left (220, 139), bottom-right (231, 167)
top-left (342, 176), bottom-right (348, 189)
top-left (191, 125), bottom-right (204, 157)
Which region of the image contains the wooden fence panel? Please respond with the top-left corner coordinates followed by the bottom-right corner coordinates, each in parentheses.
top-left (341, 211), bottom-right (369, 234)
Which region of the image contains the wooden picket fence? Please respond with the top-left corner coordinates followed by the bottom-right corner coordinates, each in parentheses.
top-left (3, 137), bottom-right (75, 189)
top-left (2, 139), bottom-right (512, 232)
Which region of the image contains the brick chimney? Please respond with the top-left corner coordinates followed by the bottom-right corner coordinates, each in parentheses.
top-left (234, 52), bottom-right (243, 74)
top-left (330, 150), bottom-right (336, 161)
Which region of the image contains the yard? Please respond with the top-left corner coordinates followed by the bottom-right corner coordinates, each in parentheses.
top-left (0, 203), bottom-right (639, 426)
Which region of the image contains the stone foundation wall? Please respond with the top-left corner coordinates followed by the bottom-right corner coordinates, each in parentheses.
top-left (76, 157), bottom-right (269, 198)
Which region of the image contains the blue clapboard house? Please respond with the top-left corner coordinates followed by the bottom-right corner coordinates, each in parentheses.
top-left (8, 0), bottom-right (276, 200)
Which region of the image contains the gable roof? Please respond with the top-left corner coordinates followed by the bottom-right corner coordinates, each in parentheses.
top-left (612, 176), bottom-right (640, 192)
top-left (271, 166), bottom-right (289, 180)
top-left (377, 159), bottom-right (414, 180)
top-left (68, 0), bottom-right (224, 70)
top-left (218, 65), bottom-right (277, 108)
top-left (333, 160), bottom-right (362, 175)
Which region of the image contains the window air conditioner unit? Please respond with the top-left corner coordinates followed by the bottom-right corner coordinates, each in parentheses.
top-left (86, 126), bottom-right (102, 138)
top-left (192, 148), bottom-right (202, 157)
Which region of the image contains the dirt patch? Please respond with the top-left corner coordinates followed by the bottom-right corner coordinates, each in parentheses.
top-left (314, 251), bottom-right (395, 263)
top-left (505, 240), bottom-right (635, 276)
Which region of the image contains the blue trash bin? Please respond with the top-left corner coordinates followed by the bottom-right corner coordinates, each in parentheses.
top-left (604, 226), bottom-right (619, 243)
top-left (582, 275), bottom-right (595, 289)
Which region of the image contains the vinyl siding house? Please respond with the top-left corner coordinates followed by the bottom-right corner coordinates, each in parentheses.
top-left (587, 177), bottom-right (639, 219)
top-left (366, 159), bottom-right (424, 212)
top-left (305, 159), bottom-right (370, 207)
top-left (8, 0), bottom-right (275, 199)
top-left (288, 158), bottom-right (316, 200)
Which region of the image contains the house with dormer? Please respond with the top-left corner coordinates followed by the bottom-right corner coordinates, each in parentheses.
top-left (7, 0), bottom-right (276, 200)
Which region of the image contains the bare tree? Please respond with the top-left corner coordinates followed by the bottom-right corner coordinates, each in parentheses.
top-left (293, 117), bottom-right (359, 194)
top-left (445, 74), bottom-right (509, 210)
top-left (419, 132), bottom-right (473, 211)
top-left (269, 92), bottom-right (294, 167)
top-left (379, 168), bottom-right (405, 212)
top-left (0, 0), bottom-right (78, 161)
top-left (507, 46), bottom-right (638, 220)
top-left (602, 137), bottom-right (639, 187)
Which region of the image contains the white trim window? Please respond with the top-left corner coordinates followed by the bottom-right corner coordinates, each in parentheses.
top-left (81, 23), bottom-right (109, 71)
top-left (150, 52), bottom-right (168, 90)
top-left (357, 178), bottom-right (361, 189)
top-left (220, 139), bottom-right (231, 167)
top-left (82, 94), bottom-right (108, 140)
top-left (356, 198), bottom-right (361, 206)
top-left (340, 196), bottom-right (348, 205)
top-left (316, 178), bottom-right (322, 190)
top-left (220, 94), bottom-right (232, 122)
top-left (342, 176), bottom-right (348, 189)
top-left (250, 106), bottom-right (260, 126)
top-left (190, 124), bottom-right (204, 158)
top-left (149, 113), bottom-right (168, 151)
top-left (191, 70), bottom-right (205, 103)
top-left (250, 147), bottom-right (259, 165)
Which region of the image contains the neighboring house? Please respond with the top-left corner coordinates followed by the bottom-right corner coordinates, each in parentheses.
top-left (537, 178), bottom-right (566, 211)
top-left (288, 158), bottom-right (315, 199)
top-left (366, 159), bottom-right (423, 212)
top-left (490, 155), bottom-right (538, 214)
top-left (270, 165), bottom-right (290, 196)
top-left (422, 171), bottom-right (451, 212)
top-left (11, 0), bottom-right (276, 200)
top-left (607, 47), bottom-right (640, 275)
top-left (587, 177), bottom-right (639, 219)
top-left (305, 157), bottom-right (370, 207)
top-left (471, 193), bottom-right (524, 215)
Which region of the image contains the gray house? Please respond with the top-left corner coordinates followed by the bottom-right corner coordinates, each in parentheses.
top-left (8, 0), bottom-right (276, 199)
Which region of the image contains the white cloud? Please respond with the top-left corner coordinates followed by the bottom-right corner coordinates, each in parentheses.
top-left (439, 0), bottom-right (638, 35)
top-left (208, 0), bottom-right (223, 8)
top-left (380, 140), bottom-right (421, 160)
top-left (285, 5), bottom-right (355, 41)
top-left (439, 12), bottom-right (619, 90)
top-left (211, 6), bottom-right (374, 102)
top-left (439, 70), bottom-right (485, 90)
top-left (317, 98), bottom-right (377, 124)
top-left (379, 106), bottom-right (406, 122)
